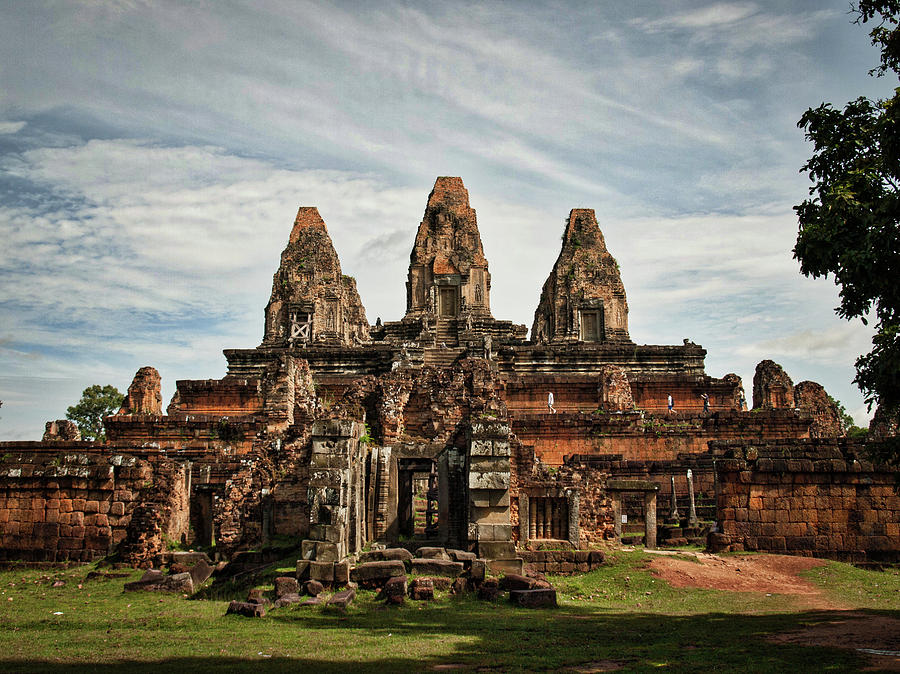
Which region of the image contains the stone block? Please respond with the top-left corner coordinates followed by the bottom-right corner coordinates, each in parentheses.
top-left (409, 577), bottom-right (434, 601)
top-left (303, 580), bottom-right (325, 596)
top-left (350, 560), bottom-right (407, 589)
top-left (274, 576), bottom-right (300, 598)
top-left (487, 558), bottom-right (524, 576)
top-left (447, 549), bottom-right (476, 566)
top-left (273, 593), bottom-right (303, 608)
top-left (226, 600), bottom-right (265, 618)
top-left (499, 574), bottom-right (536, 591)
top-left (469, 439), bottom-right (494, 456)
top-left (415, 546), bottom-right (449, 560)
top-left (477, 578), bottom-right (500, 601)
top-left (379, 576), bottom-right (407, 604)
top-left (468, 471), bottom-right (510, 490)
top-left (301, 540), bottom-right (317, 560)
top-left (333, 560), bottom-right (350, 585)
top-left (327, 588), bottom-right (356, 610)
top-left (189, 559), bottom-right (214, 587)
top-left (358, 548), bottom-right (413, 564)
top-left (315, 541), bottom-right (339, 562)
top-left (470, 558), bottom-right (487, 582)
top-left (410, 559), bottom-right (464, 577)
top-left (470, 492), bottom-right (511, 508)
top-left (509, 588), bottom-right (557, 608)
top-left (296, 560), bottom-right (310, 580)
top-left (309, 561), bottom-right (334, 583)
top-left (310, 524), bottom-right (344, 544)
top-left (477, 541), bottom-right (516, 559)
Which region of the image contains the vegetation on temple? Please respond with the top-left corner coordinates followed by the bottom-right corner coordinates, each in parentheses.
top-left (795, 1), bottom-right (900, 418)
top-left (65, 384), bottom-right (124, 441)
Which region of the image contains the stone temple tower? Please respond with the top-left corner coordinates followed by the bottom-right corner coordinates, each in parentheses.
top-left (262, 207), bottom-right (369, 348)
top-left (405, 176), bottom-right (493, 321)
top-left (532, 209), bottom-right (631, 344)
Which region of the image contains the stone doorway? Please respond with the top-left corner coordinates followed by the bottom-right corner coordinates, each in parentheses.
top-left (438, 286), bottom-right (458, 318)
top-left (398, 458), bottom-right (440, 540)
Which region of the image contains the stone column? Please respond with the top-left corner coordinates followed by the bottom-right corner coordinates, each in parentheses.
top-left (687, 469), bottom-right (699, 527)
top-left (668, 475), bottom-right (680, 524)
top-left (468, 420), bottom-right (517, 569)
top-left (644, 492), bottom-right (657, 550)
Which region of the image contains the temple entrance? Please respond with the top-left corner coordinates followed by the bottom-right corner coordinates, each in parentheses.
top-left (438, 287), bottom-right (458, 318)
top-left (398, 458), bottom-right (439, 540)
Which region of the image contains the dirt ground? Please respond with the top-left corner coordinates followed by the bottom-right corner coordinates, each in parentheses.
top-left (649, 551), bottom-right (900, 670)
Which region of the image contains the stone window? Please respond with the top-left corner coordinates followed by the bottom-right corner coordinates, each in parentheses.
top-left (528, 496), bottom-right (569, 540)
top-left (580, 309), bottom-right (603, 342)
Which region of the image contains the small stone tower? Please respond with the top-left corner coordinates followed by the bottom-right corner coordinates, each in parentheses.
top-left (262, 207), bottom-right (369, 347)
top-left (532, 209), bottom-right (631, 344)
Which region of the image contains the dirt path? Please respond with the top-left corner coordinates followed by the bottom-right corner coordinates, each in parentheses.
top-left (648, 550), bottom-right (900, 669)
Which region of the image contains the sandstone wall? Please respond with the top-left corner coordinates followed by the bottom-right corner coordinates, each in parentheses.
top-left (712, 439), bottom-right (900, 563)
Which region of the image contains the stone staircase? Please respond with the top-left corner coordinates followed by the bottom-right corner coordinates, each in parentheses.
top-left (434, 319), bottom-right (458, 347)
top-left (423, 347), bottom-right (465, 368)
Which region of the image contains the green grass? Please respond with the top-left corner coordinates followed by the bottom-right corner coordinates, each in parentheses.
top-left (0, 551), bottom-right (895, 672)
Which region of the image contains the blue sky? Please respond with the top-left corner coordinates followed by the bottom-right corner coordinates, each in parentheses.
top-left (0, 0), bottom-right (895, 439)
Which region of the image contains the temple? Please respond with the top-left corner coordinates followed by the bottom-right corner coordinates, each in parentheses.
top-left (2, 177), bottom-right (898, 570)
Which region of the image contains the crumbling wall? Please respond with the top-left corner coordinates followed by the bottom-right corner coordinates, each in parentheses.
top-left (794, 380), bottom-right (843, 438)
top-left (0, 450), bottom-right (183, 563)
top-left (42, 420), bottom-right (81, 442)
top-left (711, 439), bottom-right (900, 563)
top-left (118, 366), bottom-right (162, 416)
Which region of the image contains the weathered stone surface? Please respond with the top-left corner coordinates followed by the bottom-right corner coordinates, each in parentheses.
top-left (273, 593), bottom-right (303, 608)
top-left (358, 548), bottom-right (413, 564)
top-left (509, 588), bottom-right (557, 608)
top-left (753, 360), bottom-right (795, 410)
top-left (303, 580), bottom-right (325, 597)
top-left (327, 587), bottom-right (356, 609)
top-left (124, 571), bottom-right (193, 594)
top-left (227, 600), bottom-right (266, 618)
top-left (409, 577), bottom-right (434, 601)
top-left (296, 560), bottom-right (310, 580)
top-left (477, 541), bottom-right (516, 559)
top-left (531, 208), bottom-right (630, 344)
top-left (119, 367), bottom-right (162, 416)
top-left (309, 561), bottom-right (334, 583)
top-left (378, 575), bottom-right (407, 604)
top-left (415, 546), bottom-right (450, 560)
top-left (794, 381), bottom-right (843, 438)
top-left (189, 558), bottom-right (214, 587)
top-left (499, 574), bottom-right (537, 591)
top-left (410, 559), bottom-right (464, 577)
top-left (870, 404), bottom-right (899, 439)
top-left (597, 365), bottom-right (634, 412)
top-left (274, 576), bottom-right (300, 598)
top-left (261, 206), bottom-right (369, 348)
top-left (42, 420), bottom-right (81, 442)
top-left (446, 549), bottom-right (476, 565)
top-left (333, 559), bottom-right (350, 585)
top-left (477, 578), bottom-right (500, 601)
top-left (350, 560), bottom-right (406, 589)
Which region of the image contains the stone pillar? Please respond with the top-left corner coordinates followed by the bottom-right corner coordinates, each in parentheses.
top-left (468, 420), bottom-right (518, 569)
top-left (644, 492), bottom-right (657, 550)
top-left (304, 419), bottom-right (364, 562)
top-left (612, 492), bottom-right (623, 538)
top-left (667, 475), bottom-right (680, 524)
top-left (687, 469), bottom-right (699, 527)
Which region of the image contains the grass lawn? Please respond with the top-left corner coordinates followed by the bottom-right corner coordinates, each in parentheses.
top-left (1, 549), bottom-right (898, 672)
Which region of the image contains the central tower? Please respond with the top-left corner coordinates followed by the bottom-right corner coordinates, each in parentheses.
top-left (405, 176), bottom-right (493, 321)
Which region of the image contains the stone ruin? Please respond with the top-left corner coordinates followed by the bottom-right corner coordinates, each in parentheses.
top-left (1, 176), bottom-right (898, 574)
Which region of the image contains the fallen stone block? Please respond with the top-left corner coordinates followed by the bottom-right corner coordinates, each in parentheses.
top-left (509, 588), bottom-right (557, 608)
top-left (358, 548), bottom-right (413, 564)
top-left (487, 558), bottom-right (523, 576)
top-left (124, 571), bottom-right (194, 594)
top-left (334, 560), bottom-right (350, 585)
top-left (327, 588), bottom-right (356, 610)
top-left (409, 577), bottom-right (434, 601)
top-left (274, 576), bottom-right (300, 598)
top-left (296, 560), bottom-right (310, 581)
top-left (303, 579), bottom-right (325, 596)
top-left (350, 560), bottom-right (406, 589)
top-left (410, 559), bottom-right (464, 577)
top-left (415, 546), bottom-right (450, 560)
top-left (246, 588), bottom-right (270, 605)
top-left (431, 576), bottom-right (453, 591)
top-left (189, 559), bottom-right (214, 587)
top-left (499, 574), bottom-right (536, 591)
top-left (447, 549), bottom-right (476, 566)
top-left (451, 577), bottom-right (469, 594)
top-left (300, 596), bottom-right (322, 606)
top-left (273, 593), bottom-right (304, 608)
top-left (477, 578), bottom-right (500, 601)
top-left (227, 600), bottom-right (266, 618)
top-left (378, 576), bottom-right (407, 605)
top-left (470, 558), bottom-right (487, 582)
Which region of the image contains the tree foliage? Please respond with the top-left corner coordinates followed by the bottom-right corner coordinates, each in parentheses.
top-left (65, 385), bottom-right (124, 442)
top-left (795, 1), bottom-right (900, 412)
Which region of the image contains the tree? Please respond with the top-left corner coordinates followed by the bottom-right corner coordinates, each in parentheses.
top-left (66, 385), bottom-right (124, 442)
top-left (794, 1), bottom-right (900, 415)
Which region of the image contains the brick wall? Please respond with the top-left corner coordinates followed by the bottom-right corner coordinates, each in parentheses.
top-left (712, 439), bottom-right (900, 563)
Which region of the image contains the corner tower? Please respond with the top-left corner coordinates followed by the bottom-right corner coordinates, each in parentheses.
top-left (262, 207), bottom-right (369, 347)
top-left (532, 209), bottom-right (630, 344)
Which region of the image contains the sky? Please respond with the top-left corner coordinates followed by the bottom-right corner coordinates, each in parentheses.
top-left (0, 0), bottom-right (896, 440)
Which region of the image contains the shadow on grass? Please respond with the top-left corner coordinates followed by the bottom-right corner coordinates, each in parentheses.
top-left (3, 602), bottom-right (887, 672)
